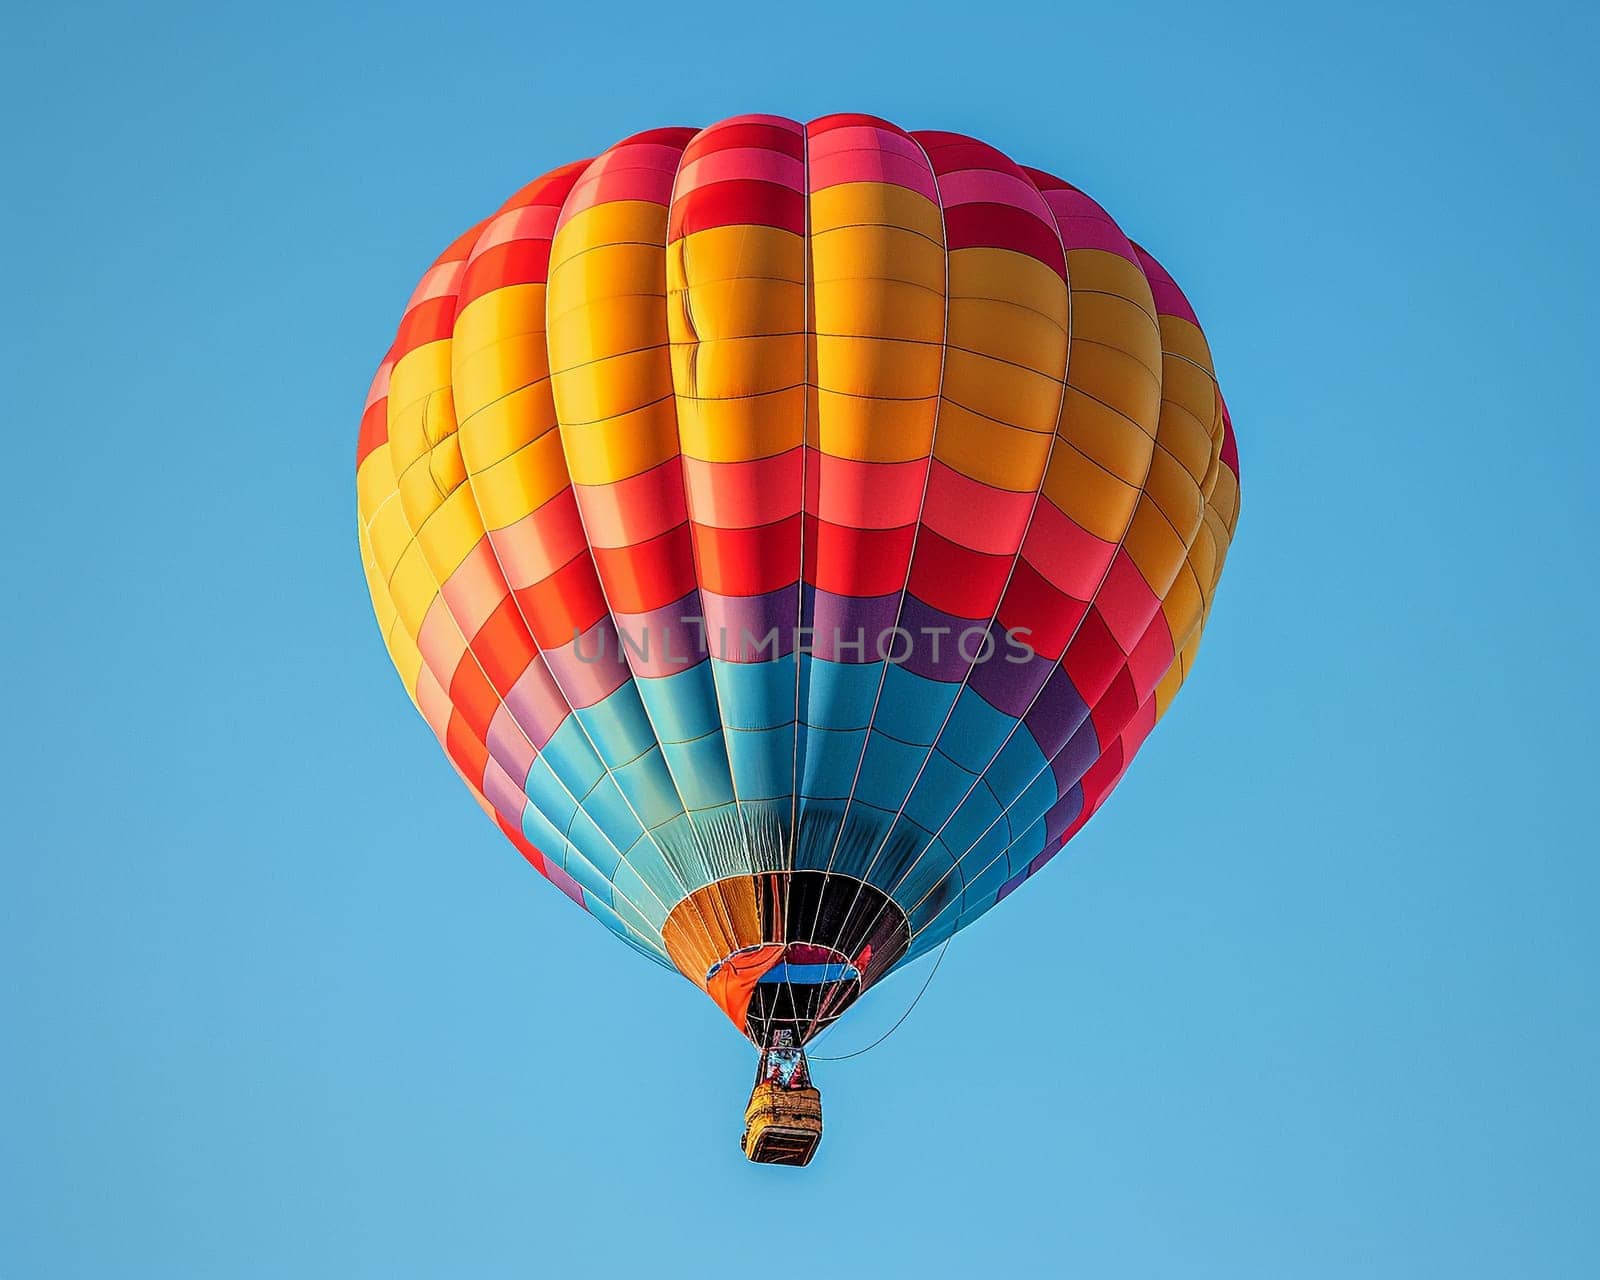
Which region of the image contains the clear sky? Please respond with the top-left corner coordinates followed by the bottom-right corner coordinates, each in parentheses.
top-left (6, 0), bottom-right (1598, 1275)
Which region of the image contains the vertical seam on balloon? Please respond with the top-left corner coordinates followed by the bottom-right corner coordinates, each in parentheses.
top-left (819, 146), bottom-right (1078, 997)
top-left (775, 118), bottom-right (816, 1049)
top-left (798, 125), bottom-right (953, 968)
top-left (369, 400), bottom-right (679, 955)
top-left (905, 411), bottom-right (1225, 941)
top-left (915, 386), bottom-right (1234, 919)
top-left (661, 123), bottom-right (781, 1030)
top-left (886, 244), bottom-right (1227, 952)
top-left (656, 137), bottom-right (762, 958)
top-left (379, 213), bottom-right (693, 957)
top-left (452, 161), bottom-right (713, 975)
top-left (356, 341), bottom-right (679, 960)
top-left (363, 446), bottom-right (674, 960)
top-left (548, 132), bottom-right (745, 967)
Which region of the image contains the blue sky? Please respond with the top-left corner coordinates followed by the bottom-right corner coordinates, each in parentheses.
top-left (6, 0), bottom-right (1597, 1275)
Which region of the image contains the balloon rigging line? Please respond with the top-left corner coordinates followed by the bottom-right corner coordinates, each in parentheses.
top-left (808, 934), bottom-right (951, 1062)
top-left (802, 128), bottom-right (952, 953)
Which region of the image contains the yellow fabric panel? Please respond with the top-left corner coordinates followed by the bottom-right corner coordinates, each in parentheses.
top-left (386, 340), bottom-right (453, 423)
top-left (809, 179), bottom-right (946, 467)
top-left (385, 613), bottom-right (425, 700)
top-left (1178, 630), bottom-right (1203, 681)
top-left (935, 406), bottom-right (1055, 491)
top-left (1122, 499), bottom-right (1187, 587)
top-left (469, 432), bottom-right (571, 532)
top-left (1186, 516), bottom-right (1222, 604)
top-left (1030, 246), bottom-right (1161, 550)
top-left (809, 181), bottom-right (944, 245)
top-left (548, 289), bottom-right (671, 375)
top-left (548, 201), bottom-right (668, 273)
top-left (941, 254), bottom-right (1067, 420)
top-left (940, 336), bottom-right (1064, 429)
top-left (946, 281), bottom-right (1067, 377)
top-left (667, 216), bottom-right (805, 460)
top-left (388, 539), bottom-right (443, 636)
top-left (1121, 460), bottom-right (1200, 595)
top-left (397, 442), bottom-right (466, 540)
top-left (451, 277), bottom-right (571, 534)
top-left (668, 223), bottom-right (803, 325)
top-left (416, 482), bottom-right (487, 580)
top-left (1062, 249), bottom-right (1157, 306)
top-left (452, 283), bottom-right (548, 369)
top-left (1140, 447), bottom-right (1204, 541)
top-left (359, 517), bottom-right (424, 705)
top-left (367, 492), bottom-right (415, 589)
top-left (450, 338), bottom-right (548, 420)
top-left (545, 207), bottom-right (670, 348)
top-left (457, 382), bottom-right (560, 478)
top-left (381, 324), bottom-right (506, 613)
top-left (1153, 401), bottom-right (1239, 717)
top-left (1155, 386), bottom-right (1219, 487)
top-left (558, 399), bottom-right (679, 486)
top-left (356, 445), bottom-right (399, 530)
top-left (547, 202), bottom-right (681, 488)
top-left (1057, 249), bottom-right (1161, 427)
top-left (1198, 401), bottom-right (1226, 503)
top-left (1197, 506), bottom-right (1232, 599)
top-left (1040, 443), bottom-right (1141, 542)
top-left (673, 279), bottom-right (808, 346)
top-left (1057, 388), bottom-right (1156, 486)
top-left (1162, 627), bottom-right (1209, 720)
top-left (388, 338), bottom-right (470, 543)
top-left (1115, 287), bottom-right (1223, 593)
top-left (809, 207), bottom-right (945, 348)
top-left (1068, 289), bottom-right (1163, 377)
top-left (1057, 339), bottom-right (1162, 438)
top-left (1157, 314), bottom-right (1213, 371)
top-left (395, 427), bottom-right (468, 518)
top-left (671, 377), bottom-right (807, 462)
top-left (812, 228), bottom-right (945, 296)
top-left (1159, 559), bottom-right (1206, 654)
top-left (1160, 351), bottom-right (1217, 415)
top-left (811, 332), bottom-right (944, 401)
top-left (431, 432), bottom-right (470, 502)
top-left (1154, 440), bottom-right (1239, 723)
top-left (670, 330), bottom-right (808, 397)
top-left (1210, 458), bottom-right (1242, 534)
top-left (812, 277), bottom-right (946, 346)
top-left (1153, 644), bottom-right (1188, 718)
top-left (811, 386), bottom-right (942, 462)
top-left (359, 517), bottom-right (396, 634)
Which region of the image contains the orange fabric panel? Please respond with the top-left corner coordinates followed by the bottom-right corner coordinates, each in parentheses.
top-left (706, 944), bottom-right (785, 1029)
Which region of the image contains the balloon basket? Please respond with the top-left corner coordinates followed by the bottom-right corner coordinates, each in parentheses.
top-left (740, 1038), bottom-right (822, 1167)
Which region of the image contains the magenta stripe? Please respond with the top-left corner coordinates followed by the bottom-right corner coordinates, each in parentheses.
top-left (534, 628), bottom-right (630, 715)
top-left (937, 167), bottom-right (1053, 219)
top-left (810, 149), bottom-right (939, 201)
top-left (1134, 246), bottom-right (1200, 324)
top-left (500, 656), bottom-right (579, 749)
top-left (674, 146), bottom-right (805, 194)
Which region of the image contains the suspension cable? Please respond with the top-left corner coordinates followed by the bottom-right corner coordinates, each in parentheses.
top-left (808, 936), bottom-right (952, 1061)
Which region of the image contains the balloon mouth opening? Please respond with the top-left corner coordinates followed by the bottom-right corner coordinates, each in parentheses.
top-left (708, 942), bottom-right (863, 1045)
top-left (662, 871), bottom-right (911, 1046)
top-left (706, 942), bottom-right (861, 986)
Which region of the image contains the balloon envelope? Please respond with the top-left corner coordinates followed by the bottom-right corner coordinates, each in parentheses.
top-left (356, 114), bottom-right (1241, 1046)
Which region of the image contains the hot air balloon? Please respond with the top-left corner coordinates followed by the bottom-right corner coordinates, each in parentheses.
top-left (356, 113), bottom-right (1241, 1165)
